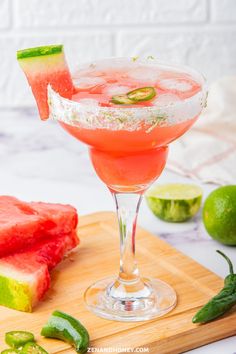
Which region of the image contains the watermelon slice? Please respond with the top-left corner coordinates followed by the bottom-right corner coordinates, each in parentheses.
top-left (0, 196), bottom-right (78, 257)
top-left (17, 44), bottom-right (73, 120)
top-left (0, 231), bottom-right (78, 312)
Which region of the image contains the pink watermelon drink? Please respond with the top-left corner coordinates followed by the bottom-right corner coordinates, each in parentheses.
top-left (18, 47), bottom-right (207, 322)
top-left (17, 47), bottom-right (202, 191)
top-left (57, 59), bottom-right (204, 191)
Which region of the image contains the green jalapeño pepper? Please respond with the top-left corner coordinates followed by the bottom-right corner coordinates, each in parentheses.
top-left (20, 342), bottom-right (48, 354)
top-left (5, 332), bottom-right (35, 349)
top-left (111, 94), bottom-right (134, 105)
top-left (127, 86), bottom-right (156, 102)
top-left (41, 310), bottom-right (89, 354)
top-left (111, 86), bottom-right (156, 105)
top-left (192, 250), bottom-right (236, 323)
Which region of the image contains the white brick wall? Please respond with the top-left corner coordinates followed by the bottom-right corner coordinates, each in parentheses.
top-left (0, 0), bottom-right (236, 108)
top-left (14, 0), bottom-right (207, 27)
top-left (0, 0), bottom-right (11, 29)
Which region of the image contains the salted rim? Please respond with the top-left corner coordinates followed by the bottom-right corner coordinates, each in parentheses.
top-left (48, 57), bottom-right (207, 131)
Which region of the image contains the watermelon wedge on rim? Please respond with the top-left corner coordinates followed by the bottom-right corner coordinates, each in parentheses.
top-left (17, 44), bottom-right (73, 120)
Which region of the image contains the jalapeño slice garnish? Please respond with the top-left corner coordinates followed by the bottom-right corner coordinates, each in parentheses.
top-left (127, 87), bottom-right (156, 102)
top-left (5, 332), bottom-right (35, 349)
top-left (111, 94), bottom-right (134, 105)
top-left (20, 343), bottom-right (48, 354)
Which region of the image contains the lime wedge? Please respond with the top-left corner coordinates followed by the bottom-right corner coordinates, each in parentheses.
top-left (146, 183), bottom-right (203, 222)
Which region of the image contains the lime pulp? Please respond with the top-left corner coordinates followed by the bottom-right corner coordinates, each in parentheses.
top-left (146, 183), bottom-right (203, 222)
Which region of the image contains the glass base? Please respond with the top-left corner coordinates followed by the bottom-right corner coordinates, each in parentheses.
top-left (84, 276), bottom-right (177, 322)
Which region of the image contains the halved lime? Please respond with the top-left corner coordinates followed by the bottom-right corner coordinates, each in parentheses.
top-left (146, 183), bottom-right (203, 222)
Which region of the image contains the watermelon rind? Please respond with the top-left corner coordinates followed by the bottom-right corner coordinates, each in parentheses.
top-left (0, 275), bottom-right (34, 312)
top-left (17, 45), bottom-right (63, 60)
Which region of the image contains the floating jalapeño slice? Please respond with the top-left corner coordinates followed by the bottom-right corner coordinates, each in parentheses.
top-left (127, 87), bottom-right (156, 102)
top-left (111, 94), bottom-right (134, 105)
top-left (111, 87), bottom-right (156, 105)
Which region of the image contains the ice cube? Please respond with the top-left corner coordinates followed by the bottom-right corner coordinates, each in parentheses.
top-left (158, 79), bottom-right (192, 92)
top-left (104, 84), bottom-right (130, 96)
top-left (73, 77), bottom-right (106, 89)
top-left (78, 98), bottom-right (99, 107)
top-left (128, 66), bottom-right (159, 83)
top-left (153, 94), bottom-right (181, 106)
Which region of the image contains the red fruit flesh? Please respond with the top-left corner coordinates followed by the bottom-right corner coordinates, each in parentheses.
top-left (2, 231), bottom-right (79, 274)
top-left (0, 195), bottom-right (79, 312)
top-left (0, 196), bottom-right (78, 257)
top-left (0, 230), bottom-right (79, 304)
top-left (30, 69), bottom-right (73, 120)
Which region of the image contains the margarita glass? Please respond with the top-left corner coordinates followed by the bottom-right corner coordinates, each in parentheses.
top-left (48, 57), bottom-right (207, 321)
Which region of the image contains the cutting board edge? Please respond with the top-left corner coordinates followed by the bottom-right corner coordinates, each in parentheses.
top-left (89, 303), bottom-right (236, 354)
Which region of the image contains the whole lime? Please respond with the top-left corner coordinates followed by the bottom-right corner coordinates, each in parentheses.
top-left (203, 185), bottom-right (236, 245)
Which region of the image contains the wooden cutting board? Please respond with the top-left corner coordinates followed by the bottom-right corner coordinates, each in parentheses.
top-left (0, 212), bottom-right (235, 354)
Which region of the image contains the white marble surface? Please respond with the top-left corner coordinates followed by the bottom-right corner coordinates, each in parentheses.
top-left (0, 109), bottom-right (235, 353)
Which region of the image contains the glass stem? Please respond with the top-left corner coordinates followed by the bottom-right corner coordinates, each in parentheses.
top-left (112, 192), bottom-right (144, 290)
